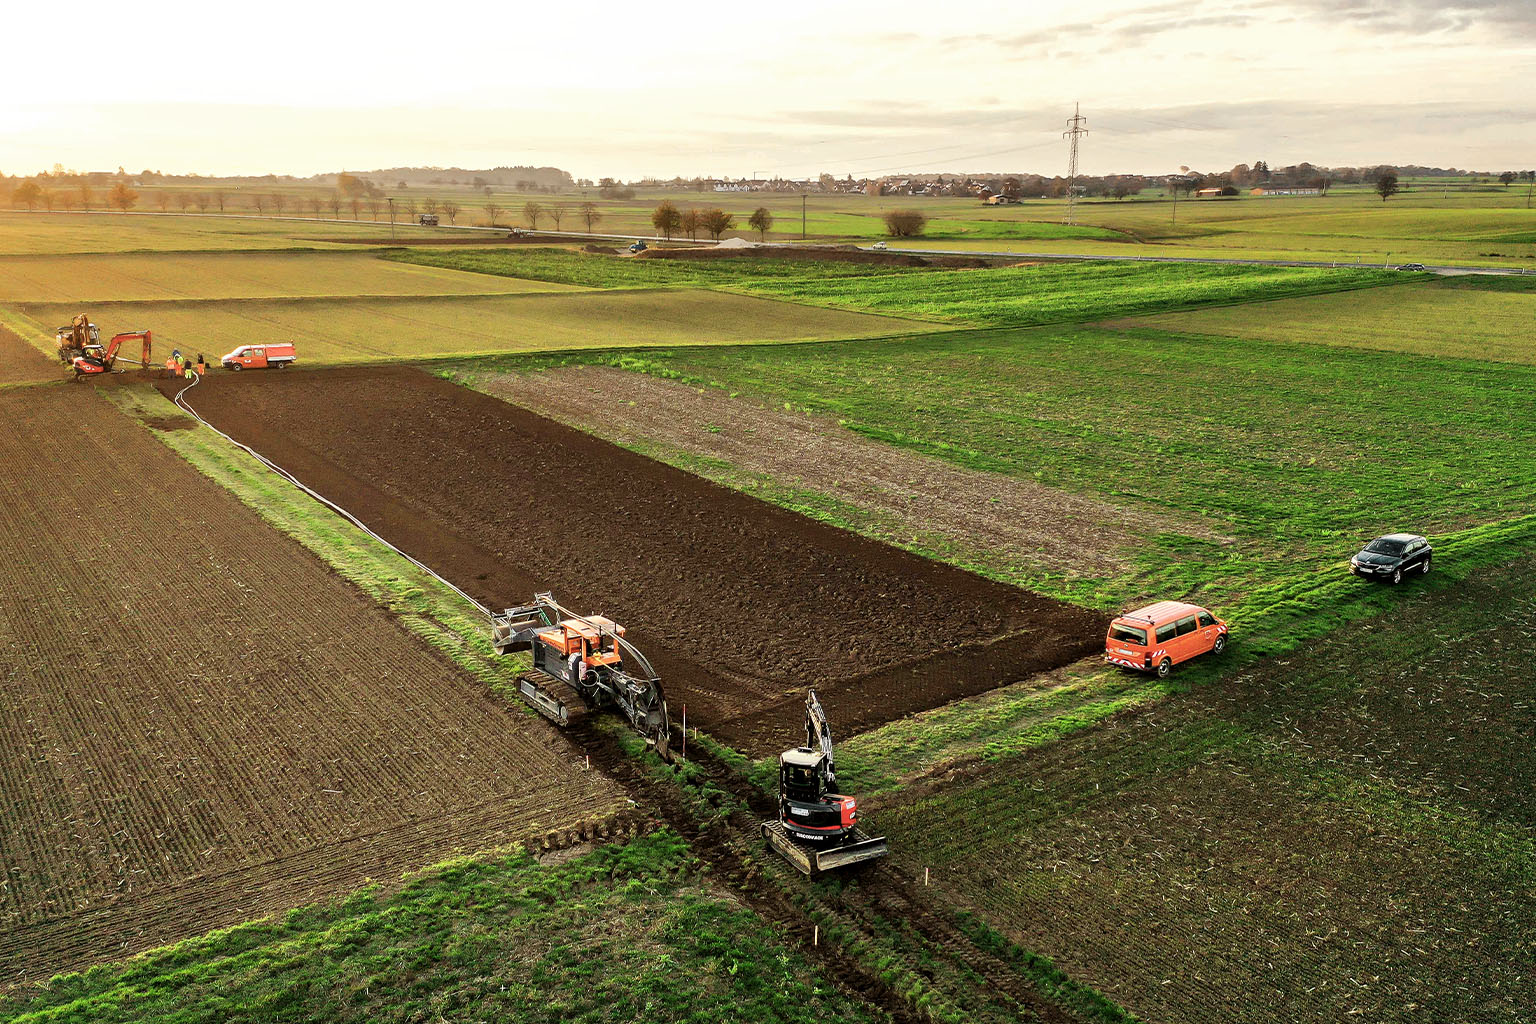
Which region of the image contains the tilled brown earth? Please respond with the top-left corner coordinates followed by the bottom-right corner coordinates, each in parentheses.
top-left (171, 366), bottom-right (1108, 754)
top-left (466, 364), bottom-right (1223, 581)
top-left (0, 387), bottom-right (624, 985)
top-left (0, 325), bottom-right (59, 386)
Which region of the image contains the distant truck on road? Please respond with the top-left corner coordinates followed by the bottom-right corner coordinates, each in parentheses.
top-left (221, 343), bottom-right (297, 371)
top-left (418, 213), bottom-right (439, 227)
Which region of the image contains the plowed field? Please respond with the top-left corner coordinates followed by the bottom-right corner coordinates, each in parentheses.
top-left (0, 323), bottom-right (57, 386)
top-left (171, 367), bottom-right (1107, 754)
top-left (0, 387), bottom-right (623, 985)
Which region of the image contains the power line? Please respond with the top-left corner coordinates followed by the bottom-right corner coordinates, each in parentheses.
top-left (1063, 102), bottom-right (1088, 224)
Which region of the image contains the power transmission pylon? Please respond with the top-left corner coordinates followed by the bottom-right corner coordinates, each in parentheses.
top-left (1062, 102), bottom-right (1088, 225)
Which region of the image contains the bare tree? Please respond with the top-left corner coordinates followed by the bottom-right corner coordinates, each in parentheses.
top-left (350, 197), bottom-right (363, 220)
top-left (702, 208), bottom-right (734, 240)
top-left (41, 190), bottom-right (57, 212)
top-left (485, 200), bottom-right (503, 225)
top-left (523, 201), bottom-right (544, 229)
top-left (579, 201), bottom-right (601, 234)
top-left (652, 201), bottom-right (681, 240)
top-left (155, 192), bottom-right (170, 211)
top-left (251, 193), bottom-right (266, 215)
top-left (747, 206), bottom-right (773, 240)
top-left (368, 198), bottom-right (382, 221)
top-left (883, 209), bottom-right (927, 236)
top-left (179, 193), bottom-right (195, 212)
top-left (78, 184), bottom-right (92, 211)
top-left (441, 200), bottom-right (461, 224)
top-left (307, 196), bottom-right (323, 218)
top-left (213, 191), bottom-right (227, 212)
top-left (681, 207), bottom-right (701, 241)
top-left (271, 193), bottom-right (286, 216)
top-left (57, 193), bottom-right (76, 212)
top-left (1375, 172), bottom-right (1399, 203)
top-left (328, 194), bottom-right (342, 218)
top-left (422, 197), bottom-right (439, 216)
top-left (194, 193), bottom-right (210, 213)
top-left (549, 202), bottom-right (567, 231)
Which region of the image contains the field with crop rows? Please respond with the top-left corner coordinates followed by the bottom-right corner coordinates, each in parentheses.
top-left (0, 211), bottom-right (461, 255)
top-left (0, 831), bottom-right (888, 1024)
top-left (0, 386), bottom-right (624, 984)
top-left (13, 289), bottom-right (925, 365)
top-left (1121, 274), bottom-right (1536, 364)
top-left (880, 555), bottom-right (1536, 1023)
top-left (0, 252), bottom-right (576, 303)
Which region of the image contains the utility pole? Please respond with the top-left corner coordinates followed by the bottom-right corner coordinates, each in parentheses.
top-left (1169, 176), bottom-right (1178, 227)
top-left (1062, 102), bottom-right (1088, 225)
top-left (801, 193), bottom-right (807, 240)
top-left (387, 197), bottom-right (395, 240)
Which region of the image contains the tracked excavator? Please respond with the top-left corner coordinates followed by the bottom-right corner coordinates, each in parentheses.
top-left (763, 689), bottom-right (888, 875)
top-left (492, 592), bottom-right (672, 760)
top-left (72, 329), bottom-right (153, 378)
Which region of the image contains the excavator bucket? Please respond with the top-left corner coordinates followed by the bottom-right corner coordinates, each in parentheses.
top-left (492, 603), bottom-right (550, 655)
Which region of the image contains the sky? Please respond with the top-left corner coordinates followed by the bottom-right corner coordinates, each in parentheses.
top-left (5, 0), bottom-right (1534, 181)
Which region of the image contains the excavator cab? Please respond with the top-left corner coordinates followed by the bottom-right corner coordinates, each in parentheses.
top-left (778, 747), bottom-right (857, 843)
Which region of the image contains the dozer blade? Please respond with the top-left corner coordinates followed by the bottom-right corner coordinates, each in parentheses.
top-left (762, 820), bottom-right (888, 877)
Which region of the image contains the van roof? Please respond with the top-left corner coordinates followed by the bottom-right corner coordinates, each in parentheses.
top-left (1115, 600), bottom-right (1205, 625)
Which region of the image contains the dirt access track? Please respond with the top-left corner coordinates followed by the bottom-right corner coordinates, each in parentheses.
top-left (0, 387), bottom-right (623, 986)
top-left (172, 366), bottom-right (1107, 754)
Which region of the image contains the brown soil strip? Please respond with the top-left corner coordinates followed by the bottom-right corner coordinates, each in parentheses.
top-left (0, 324), bottom-right (60, 386)
top-left (0, 386), bottom-right (624, 985)
top-left (635, 243), bottom-right (991, 268)
top-left (167, 366), bottom-right (1108, 755)
top-left (470, 364), bottom-right (1223, 580)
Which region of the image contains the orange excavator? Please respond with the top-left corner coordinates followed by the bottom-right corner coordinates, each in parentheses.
top-left (55, 314), bottom-right (100, 364)
top-left (72, 330), bottom-right (153, 379)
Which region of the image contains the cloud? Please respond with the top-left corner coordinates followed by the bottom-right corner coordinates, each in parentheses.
top-left (1285, 0), bottom-right (1536, 34)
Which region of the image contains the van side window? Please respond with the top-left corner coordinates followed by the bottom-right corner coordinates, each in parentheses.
top-left (1155, 622), bottom-right (1177, 643)
top-left (1174, 616), bottom-right (1197, 637)
top-left (1197, 611), bottom-right (1215, 627)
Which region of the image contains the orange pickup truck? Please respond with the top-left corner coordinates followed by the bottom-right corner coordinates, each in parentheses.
top-left (1105, 600), bottom-right (1228, 678)
top-left (220, 343), bottom-right (297, 371)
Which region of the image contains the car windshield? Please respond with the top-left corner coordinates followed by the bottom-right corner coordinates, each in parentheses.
top-left (1365, 538), bottom-right (1407, 555)
top-left (1109, 624), bottom-right (1148, 646)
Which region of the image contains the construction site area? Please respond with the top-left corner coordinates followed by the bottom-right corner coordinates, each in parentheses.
top-left (3, 210), bottom-right (1536, 1024)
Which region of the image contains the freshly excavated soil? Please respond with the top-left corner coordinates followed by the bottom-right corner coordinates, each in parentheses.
top-left (0, 324), bottom-right (60, 386)
top-left (0, 386), bottom-right (625, 985)
top-left (171, 366), bottom-right (1108, 754)
top-left (468, 365), bottom-right (1225, 580)
top-left (635, 244), bottom-right (992, 268)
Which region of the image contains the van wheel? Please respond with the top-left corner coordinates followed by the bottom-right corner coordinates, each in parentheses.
top-left (1392, 567), bottom-right (1403, 584)
top-left (1156, 658), bottom-right (1172, 679)
top-left (230, 363), bottom-right (242, 371)
top-left (1213, 634), bottom-right (1227, 654)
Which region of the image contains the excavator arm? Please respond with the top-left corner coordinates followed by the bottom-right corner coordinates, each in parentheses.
top-left (804, 689), bottom-right (836, 788)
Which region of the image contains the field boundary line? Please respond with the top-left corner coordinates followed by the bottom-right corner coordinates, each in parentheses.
top-left (171, 373), bottom-right (493, 619)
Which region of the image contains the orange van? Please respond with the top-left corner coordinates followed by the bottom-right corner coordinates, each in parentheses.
top-left (221, 342), bottom-right (297, 371)
top-left (1105, 601), bottom-right (1228, 678)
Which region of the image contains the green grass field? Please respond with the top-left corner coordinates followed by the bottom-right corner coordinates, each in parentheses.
top-left (396, 249), bottom-right (1398, 327)
top-left (0, 252), bottom-right (575, 303)
top-left (387, 246), bottom-right (931, 290)
top-left (0, 830), bottom-right (884, 1024)
top-left (1122, 274), bottom-right (1536, 364)
top-left (12, 290), bottom-right (925, 364)
top-left (879, 554), bottom-right (1536, 1023)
